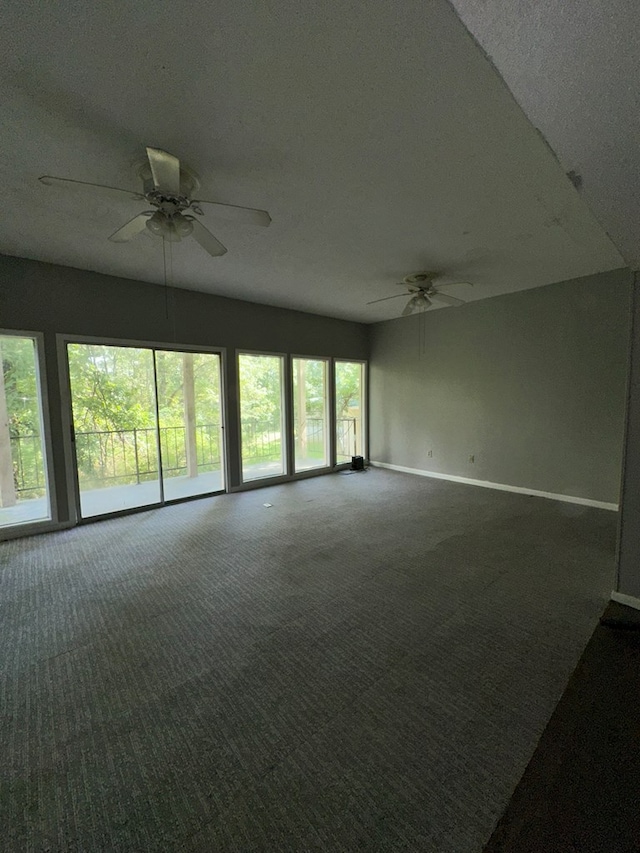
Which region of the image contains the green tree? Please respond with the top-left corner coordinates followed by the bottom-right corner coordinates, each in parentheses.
top-left (239, 355), bottom-right (283, 425)
top-left (1, 336), bottom-right (46, 499)
top-left (335, 362), bottom-right (362, 417)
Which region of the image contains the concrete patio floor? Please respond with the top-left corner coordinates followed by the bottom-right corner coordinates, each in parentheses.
top-left (0, 471), bottom-right (224, 528)
top-left (1, 457), bottom-right (334, 530)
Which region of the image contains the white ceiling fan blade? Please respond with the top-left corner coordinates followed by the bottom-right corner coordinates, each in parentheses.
top-left (437, 280), bottom-right (474, 288)
top-left (431, 292), bottom-right (466, 306)
top-left (108, 213), bottom-right (152, 243)
top-left (146, 147), bottom-right (181, 195)
top-left (39, 175), bottom-right (144, 201)
top-left (191, 199), bottom-right (271, 227)
top-left (190, 219), bottom-right (227, 257)
top-left (402, 295), bottom-right (421, 316)
top-left (367, 293), bottom-right (409, 305)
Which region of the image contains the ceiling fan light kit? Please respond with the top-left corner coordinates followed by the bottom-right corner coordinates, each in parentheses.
top-left (145, 210), bottom-right (194, 241)
top-left (39, 146), bottom-right (271, 259)
top-left (367, 271), bottom-right (474, 317)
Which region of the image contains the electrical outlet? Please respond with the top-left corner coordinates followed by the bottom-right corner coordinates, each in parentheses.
top-left (469, 454), bottom-right (475, 463)
top-left (427, 449), bottom-right (433, 457)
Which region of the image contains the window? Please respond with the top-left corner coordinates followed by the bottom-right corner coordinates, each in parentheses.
top-left (293, 358), bottom-right (329, 472)
top-left (239, 353), bottom-right (286, 481)
top-left (0, 334), bottom-right (51, 529)
top-left (335, 361), bottom-right (366, 463)
top-left (154, 350), bottom-right (224, 501)
top-left (68, 343), bottom-right (162, 517)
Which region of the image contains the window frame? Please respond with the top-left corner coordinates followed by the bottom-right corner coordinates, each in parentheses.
top-left (57, 333), bottom-right (228, 524)
top-left (334, 358), bottom-right (368, 467)
top-left (237, 349), bottom-right (289, 486)
top-left (0, 328), bottom-right (57, 539)
top-left (291, 354), bottom-right (332, 475)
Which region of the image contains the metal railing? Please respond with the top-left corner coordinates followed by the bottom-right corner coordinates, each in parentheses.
top-left (9, 415), bottom-right (362, 494)
top-left (9, 433), bottom-right (46, 496)
top-left (73, 424), bottom-right (222, 487)
top-left (296, 417), bottom-right (325, 458)
top-left (336, 416), bottom-right (359, 459)
top-left (241, 419), bottom-right (282, 463)
top-left (242, 417), bottom-right (360, 465)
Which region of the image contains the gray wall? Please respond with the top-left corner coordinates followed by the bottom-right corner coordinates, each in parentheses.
top-left (369, 269), bottom-right (632, 504)
top-left (0, 255), bottom-right (368, 523)
top-left (617, 275), bottom-right (640, 597)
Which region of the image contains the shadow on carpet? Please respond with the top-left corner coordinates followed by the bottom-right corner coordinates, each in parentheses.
top-left (483, 600), bottom-right (640, 853)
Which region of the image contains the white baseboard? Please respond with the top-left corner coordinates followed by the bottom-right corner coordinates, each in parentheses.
top-left (610, 591), bottom-right (640, 611)
top-left (369, 460), bottom-right (619, 511)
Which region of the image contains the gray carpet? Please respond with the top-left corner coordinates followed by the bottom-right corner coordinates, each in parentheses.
top-left (0, 469), bottom-right (616, 851)
top-left (483, 600), bottom-right (640, 853)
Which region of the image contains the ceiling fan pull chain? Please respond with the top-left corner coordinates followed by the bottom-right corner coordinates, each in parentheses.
top-left (163, 236), bottom-right (169, 322)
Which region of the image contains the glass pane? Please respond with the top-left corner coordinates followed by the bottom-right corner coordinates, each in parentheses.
top-left (335, 361), bottom-right (365, 463)
top-left (68, 344), bottom-right (161, 517)
top-left (155, 351), bottom-right (224, 500)
top-left (0, 335), bottom-right (51, 528)
top-left (239, 354), bottom-right (285, 481)
top-left (293, 358), bottom-right (328, 472)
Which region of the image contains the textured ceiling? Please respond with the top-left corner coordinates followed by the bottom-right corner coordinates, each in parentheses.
top-left (0, 0), bottom-right (625, 322)
top-left (451, 0), bottom-right (640, 268)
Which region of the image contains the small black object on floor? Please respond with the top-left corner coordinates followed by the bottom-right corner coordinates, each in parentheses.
top-left (341, 455), bottom-right (368, 474)
top-left (483, 600), bottom-right (640, 853)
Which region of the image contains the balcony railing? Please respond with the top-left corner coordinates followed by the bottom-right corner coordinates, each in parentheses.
top-left (241, 420), bottom-right (282, 463)
top-left (9, 416), bottom-right (362, 495)
top-left (72, 424), bottom-right (223, 488)
top-left (9, 433), bottom-right (46, 496)
top-left (294, 417), bottom-right (357, 459)
top-left (336, 416), bottom-right (359, 459)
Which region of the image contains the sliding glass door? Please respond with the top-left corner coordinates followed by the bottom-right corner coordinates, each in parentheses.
top-left (67, 342), bottom-right (224, 519)
top-left (0, 333), bottom-right (51, 529)
top-left (293, 357), bottom-right (329, 472)
top-left (68, 344), bottom-right (161, 517)
top-left (155, 350), bottom-right (224, 500)
top-left (239, 353), bottom-right (286, 481)
top-left (335, 360), bottom-right (366, 463)
top-left (64, 342), bottom-right (366, 518)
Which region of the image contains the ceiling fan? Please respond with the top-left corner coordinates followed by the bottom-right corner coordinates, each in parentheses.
top-left (39, 147), bottom-right (271, 258)
top-left (368, 272), bottom-right (473, 316)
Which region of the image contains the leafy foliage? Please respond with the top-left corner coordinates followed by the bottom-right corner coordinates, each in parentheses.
top-left (2, 341), bottom-right (365, 499)
top-left (1, 336), bottom-right (46, 497)
top-left (335, 361), bottom-right (363, 418)
top-left (2, 337), bottom-right (40, 437)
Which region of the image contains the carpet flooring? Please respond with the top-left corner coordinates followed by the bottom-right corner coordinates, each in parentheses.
top-left (483, 600), bottom-right (640, 853)
top-left (0, 469), bottom-right (617, 851)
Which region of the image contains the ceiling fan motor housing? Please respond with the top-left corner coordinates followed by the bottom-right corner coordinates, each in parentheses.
top-left (137, 160), bottom-right (200, 212)
top-left (404, 272), bottom-right (436, 285)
